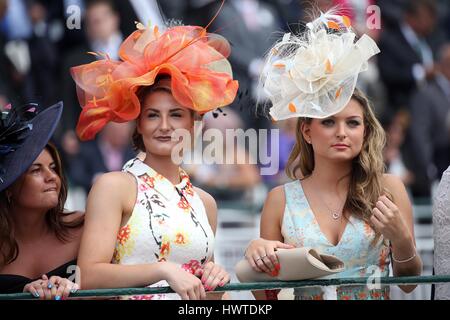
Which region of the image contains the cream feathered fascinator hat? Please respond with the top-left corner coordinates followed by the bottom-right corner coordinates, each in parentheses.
top-left (261, 10), bottom-right (380, 121)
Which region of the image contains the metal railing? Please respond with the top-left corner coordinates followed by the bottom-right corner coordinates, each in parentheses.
top-left (1, 275), bottom-right (450, 300)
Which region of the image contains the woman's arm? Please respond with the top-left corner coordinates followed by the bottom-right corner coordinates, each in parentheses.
top-left (260, 186), bottom-right (286, 242)
top-left (77, 172), bottom-right (166, 288)
top-left (77, 172), bottom-right (205, 299)
top-left (373, 174), bottom-right (423, 293)
top-left (247, 186), bottom-right (294, 300)
top-left (249, 186), bottom-right (293, 270)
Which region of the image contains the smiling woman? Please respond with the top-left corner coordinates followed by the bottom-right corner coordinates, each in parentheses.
top-left (71, 21), bottom-right (239, 300)
top-left (0, 102), bottom-right (84, 299)
top-left (132, 76), bottom-right (197, 157)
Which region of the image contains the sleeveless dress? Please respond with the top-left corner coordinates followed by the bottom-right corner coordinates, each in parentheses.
top-left (281, 180), bottom-right (391, 300)
top-left (112, 158), bottom-right (215, 300)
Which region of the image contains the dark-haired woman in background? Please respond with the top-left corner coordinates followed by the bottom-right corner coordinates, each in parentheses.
top-left (0, 102), bottom-right (83, 300)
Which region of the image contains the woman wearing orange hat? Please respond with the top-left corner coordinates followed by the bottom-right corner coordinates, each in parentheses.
top-left (72, 22), bottom-right (238, 300)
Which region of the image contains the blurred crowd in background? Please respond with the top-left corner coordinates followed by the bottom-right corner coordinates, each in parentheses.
top-left (1, 0), bottom-right (450, 209)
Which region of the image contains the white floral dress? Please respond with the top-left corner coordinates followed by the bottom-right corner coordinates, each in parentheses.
top-left (112, 157), bottom-right (215, 299)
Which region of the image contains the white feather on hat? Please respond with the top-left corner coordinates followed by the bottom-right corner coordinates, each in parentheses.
top-left (260, 10), bottom-right (380, 121)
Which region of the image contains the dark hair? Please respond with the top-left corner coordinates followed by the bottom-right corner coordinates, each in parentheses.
top-left (132, 129), bottom-right (146, 152)
top-left (0, 143), bottom-right (83, 266)
top-left (132, 76), bottom-right (196, 152)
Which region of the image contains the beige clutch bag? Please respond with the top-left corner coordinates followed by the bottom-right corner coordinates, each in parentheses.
top-left (235, 247), bottom-right (345, 282)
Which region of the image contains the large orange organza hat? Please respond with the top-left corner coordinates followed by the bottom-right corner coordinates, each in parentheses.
top-left (71, 23), bottom-right (239, 140)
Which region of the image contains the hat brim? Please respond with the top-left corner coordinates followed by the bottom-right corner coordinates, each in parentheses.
top-left (0, 102), bottom-right (63, 192)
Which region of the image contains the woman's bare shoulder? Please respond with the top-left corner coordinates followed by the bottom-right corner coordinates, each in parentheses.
top-left (88, 171), bottom-right (137, 199)
top-left (382, 173), bottom-right (404, 189)
top-left (260, 185), bottom-right (286, 221)
top-left (94, 171), bottom-right (136, 188)
top-left (86, 171), bottom-right (137, 215)
top-left (266, 185), bottom-right (286, 204)
top-left (382, 173), bottom-right (410, 198)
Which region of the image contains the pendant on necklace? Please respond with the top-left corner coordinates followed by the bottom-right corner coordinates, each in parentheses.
top-left (332, 212), bottom-right (340, 220)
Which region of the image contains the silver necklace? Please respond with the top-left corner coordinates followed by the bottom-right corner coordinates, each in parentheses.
top-left (307, 178), bottom-right (346, 220)
top-left (322, 199), bottom-right (345, 220)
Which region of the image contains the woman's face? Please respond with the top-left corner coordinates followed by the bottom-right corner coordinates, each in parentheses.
top-left (302, 98), bottom-right (365, 162)
top-left (137, 90), bottom-right (194, 157)
top-left (9, 149), bottom-right (61, 210)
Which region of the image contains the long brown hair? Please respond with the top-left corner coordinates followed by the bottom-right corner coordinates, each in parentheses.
top-left (285, 88), bottom-right (390, 241)
top-left (0, 143), bottom-right (83, 266)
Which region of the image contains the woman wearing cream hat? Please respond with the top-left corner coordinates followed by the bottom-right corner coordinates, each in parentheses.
top-left (244, 10), bottom-right (422, 300)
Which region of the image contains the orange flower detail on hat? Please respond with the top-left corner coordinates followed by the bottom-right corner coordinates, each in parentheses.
top-left (72, 24), bottom-right (239, 140)
top-left (261, 11), bottom-right (379, 121)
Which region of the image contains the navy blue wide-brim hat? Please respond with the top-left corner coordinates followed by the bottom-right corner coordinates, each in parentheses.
top-left (0, 101), bottom-right (63, 192)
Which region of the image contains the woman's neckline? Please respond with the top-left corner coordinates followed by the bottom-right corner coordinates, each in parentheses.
top-left (137, 157), bottom-right (189, 189)
top-left (297, 179), bottom-right (351, 247)
top-left (0, 259), bottom-right (77, 280)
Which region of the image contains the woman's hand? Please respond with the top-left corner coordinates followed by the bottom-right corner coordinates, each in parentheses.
top-left (163, 262), bottom-right (206, 300)
top-left (23, 274), bottom-right (79, 300)
top-left (48, 275), bottom-right (79, 300)
top-left (245, 238), bottom-right (294, 274)
top-left (23, 275), bottom-right (50, 300)
top-left (371, 195), bottom-right (412, 244)
top-left (195, 262), bottom-right (230, 292)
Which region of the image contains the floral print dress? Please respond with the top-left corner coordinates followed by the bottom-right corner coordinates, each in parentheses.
top-left (281, 180), bottom-right (391, 300)
top-left (112, 157), bottom-right (215, 299)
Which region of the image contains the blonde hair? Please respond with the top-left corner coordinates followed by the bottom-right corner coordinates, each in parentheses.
top-left (286, 88), bottom-right (390, 242)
